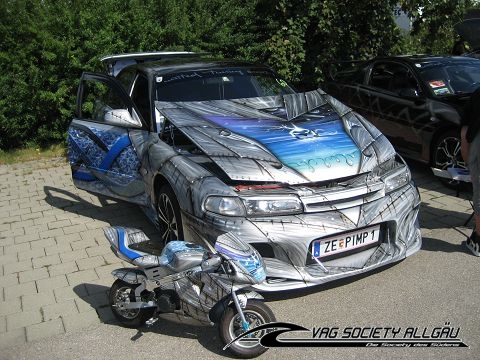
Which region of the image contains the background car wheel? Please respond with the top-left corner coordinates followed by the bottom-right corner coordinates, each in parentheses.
top-left (156, 184), bottom-right (183, 243)
top-left (432, 129), bottom-right (467, 188)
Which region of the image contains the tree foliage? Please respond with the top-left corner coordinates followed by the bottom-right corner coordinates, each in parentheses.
top-left (0, 0), bottom-right (476, 150)
top-left (399, 0), bottom-right (475, 54)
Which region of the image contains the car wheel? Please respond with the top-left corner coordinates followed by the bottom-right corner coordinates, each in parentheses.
top-left (432, 129), bottom-right (467, 188)
top-left (156, 184), bottom-right (183, 243)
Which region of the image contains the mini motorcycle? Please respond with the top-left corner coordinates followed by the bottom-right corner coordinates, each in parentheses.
top-left (103, 226), bottom-right (275, 358)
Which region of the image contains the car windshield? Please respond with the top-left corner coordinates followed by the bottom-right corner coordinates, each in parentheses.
top-left (155, 68), bottom-right (295, 101)
top-left (417, 61), bottom-right (480, 96)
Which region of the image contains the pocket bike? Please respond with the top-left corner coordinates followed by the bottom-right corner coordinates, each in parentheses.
top-left (103, 227), bottom-right (276, 358)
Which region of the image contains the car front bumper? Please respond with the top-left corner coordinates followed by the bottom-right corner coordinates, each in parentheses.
top-left (182, 181), bottom-right (422, 292)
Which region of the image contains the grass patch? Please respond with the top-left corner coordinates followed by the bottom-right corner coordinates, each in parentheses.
top-left (0, 143), bottom-right (66, 165)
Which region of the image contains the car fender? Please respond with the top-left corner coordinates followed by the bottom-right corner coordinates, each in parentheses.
top-left (427, 99), bottom-right (461, 126)
top-left (129, 130), bottom-right (211, 215)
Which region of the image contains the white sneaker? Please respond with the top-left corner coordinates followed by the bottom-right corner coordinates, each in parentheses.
top-left (466, 232), bottom-right (480, 257)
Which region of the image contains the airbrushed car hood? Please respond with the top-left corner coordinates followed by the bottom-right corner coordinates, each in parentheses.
top-left (155, 89), bottom-right (395, 184)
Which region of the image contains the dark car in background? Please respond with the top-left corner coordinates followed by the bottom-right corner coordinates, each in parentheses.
top-left (323, 55), bottom-right (480, 185)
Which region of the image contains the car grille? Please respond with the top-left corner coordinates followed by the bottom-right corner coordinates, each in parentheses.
top-left (300, 180), bottom-right (385, 212)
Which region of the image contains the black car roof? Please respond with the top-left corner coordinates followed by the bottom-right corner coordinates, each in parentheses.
top-left (332, 55), bottom-right (480, 83)
top-left (369, 55), bottom-right (480, 67)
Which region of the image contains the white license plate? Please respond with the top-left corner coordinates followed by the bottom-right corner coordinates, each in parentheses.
top-left (312, 225), bottom-right (381, 259)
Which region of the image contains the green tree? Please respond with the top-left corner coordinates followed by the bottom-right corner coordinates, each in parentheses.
top-left (253, 0), bottom-right (401, 88)
top-left (399, 0), bottom-right (475, 54)
top-left (0, 0), bottom-right (477, 151)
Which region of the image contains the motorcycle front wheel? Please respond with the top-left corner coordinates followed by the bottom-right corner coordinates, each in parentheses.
top-left (219, 299), bottom-right (276, 359)
top-left (109, 279), bottom-right (155, 328)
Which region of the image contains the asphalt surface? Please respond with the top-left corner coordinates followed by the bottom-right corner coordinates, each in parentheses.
top-left (0, 158), bottom-right (478, 360)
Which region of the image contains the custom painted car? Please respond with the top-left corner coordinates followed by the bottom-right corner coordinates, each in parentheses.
top-left (323, 55), bottom-right (480, 186)
top-left (68, 52), bottom-right (421, 291)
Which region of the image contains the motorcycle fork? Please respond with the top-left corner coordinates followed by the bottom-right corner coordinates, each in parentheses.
top-left (231, 291), bottom-right (250, 332)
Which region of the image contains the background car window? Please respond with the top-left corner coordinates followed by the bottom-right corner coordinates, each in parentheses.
top-left (370, 63), bottom-right (395, 90)
top-left (369, 62), bottom-right (420, 96)
top-left (131, 75), bottom-right (151, 123)
top-left (417, 67), bottom-right (454, 95)
top-left (351, 66), bottom-right (368, 84)
top-left (418, 63), bottom-right (480, 95)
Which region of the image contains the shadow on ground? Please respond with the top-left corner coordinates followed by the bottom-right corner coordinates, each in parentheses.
top-left (406, 160), bottom-right (474, 230)
top-left (421, 236), bottom-right (471, 254)
top-left (74, 283), bottom-right (237, 358)
top-left (43, 185), bottom-right (158, 236)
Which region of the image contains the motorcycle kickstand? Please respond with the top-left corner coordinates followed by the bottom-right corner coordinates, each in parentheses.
top-left (231, 291), bottom-right (250, 332)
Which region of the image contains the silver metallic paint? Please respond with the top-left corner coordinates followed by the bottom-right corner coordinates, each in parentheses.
top-left (73, 88), bottom-right (421, 291)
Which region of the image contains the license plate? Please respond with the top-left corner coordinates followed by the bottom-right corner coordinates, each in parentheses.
top-left (312, 225), bottom-right (381, 259)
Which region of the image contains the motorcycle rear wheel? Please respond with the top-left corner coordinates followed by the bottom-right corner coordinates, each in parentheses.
top-left (109, 279), bottom-right (155, 328)
top-left (219, 300), bottom-right (275, 358)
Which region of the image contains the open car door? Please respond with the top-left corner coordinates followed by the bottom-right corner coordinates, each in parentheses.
top-left (68, 72), bottom-right (149, 205)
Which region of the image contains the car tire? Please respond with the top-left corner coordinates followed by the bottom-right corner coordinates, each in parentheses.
top-left (156, 184), bottom-right (184, 243)
top-left (432, 129), bottom-right (467, 188)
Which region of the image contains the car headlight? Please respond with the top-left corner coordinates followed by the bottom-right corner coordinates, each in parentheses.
top-left (242, 196), bottom-right (303, 216)
top-left (383, 166), bottom-right (411, 192)
top-left (204, 196), bottom-right (245, 216)
top-left (204, 195), bottom-right (304, 216)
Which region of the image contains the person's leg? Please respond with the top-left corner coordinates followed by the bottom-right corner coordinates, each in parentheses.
top-left (466, 215), bottom-right (480, 256)
top-left (466, 134), bottom-right (480, 256)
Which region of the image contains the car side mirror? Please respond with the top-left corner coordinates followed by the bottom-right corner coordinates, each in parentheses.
top-left (104, 109), bottom-right (142, 128)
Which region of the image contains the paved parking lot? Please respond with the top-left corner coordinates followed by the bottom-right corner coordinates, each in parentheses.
top-left (0, 157), bottom-right (477, 358)
top-left (0, 157), bottom-right (159, 347)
